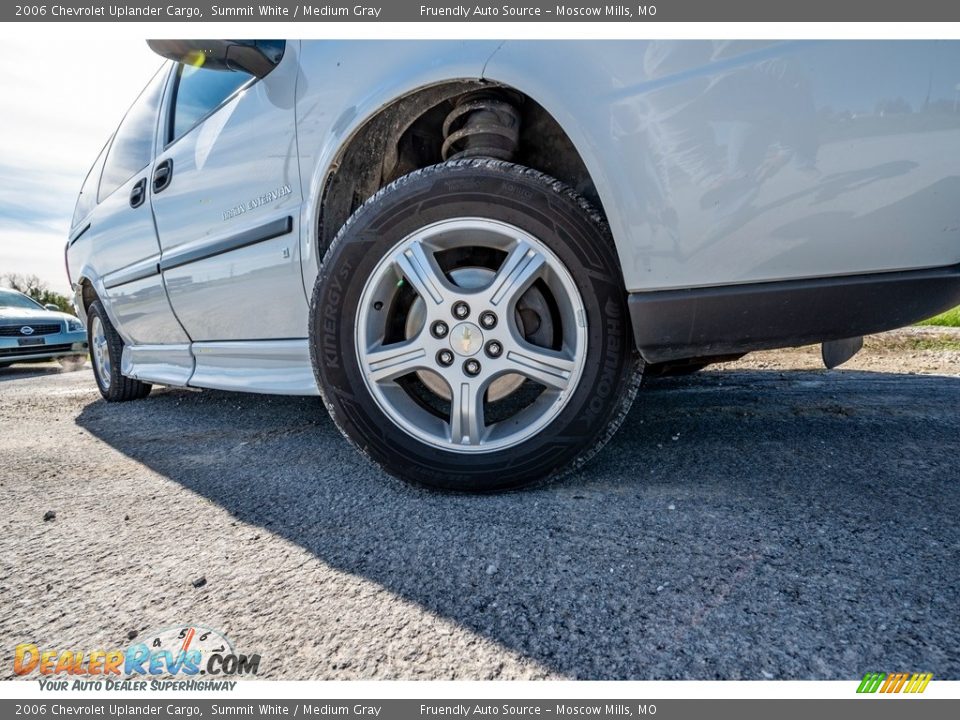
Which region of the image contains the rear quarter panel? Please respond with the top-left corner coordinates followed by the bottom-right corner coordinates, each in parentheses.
top-left (485, 40), bottom-right (960, 292)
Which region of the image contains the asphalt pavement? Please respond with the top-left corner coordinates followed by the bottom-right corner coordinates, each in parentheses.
top-left (1, 361), bottom-right (958, 679)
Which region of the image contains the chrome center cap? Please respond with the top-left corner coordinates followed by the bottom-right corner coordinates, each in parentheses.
top-left (449, 322), bottom-right (483, 357)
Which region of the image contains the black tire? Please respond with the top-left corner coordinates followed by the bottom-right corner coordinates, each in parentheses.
top-left (87, 300), bottom-right (152, 402)
top-left (310, 160), bottom-right (640, 491)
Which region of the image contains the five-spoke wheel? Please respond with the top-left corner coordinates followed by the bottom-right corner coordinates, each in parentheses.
top-left (311, 160), bottom-right (638, 491)
top-left (356, 218), bottom-right (586, 452)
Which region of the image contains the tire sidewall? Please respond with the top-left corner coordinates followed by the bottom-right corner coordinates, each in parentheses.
top-left (87, 302), bottom-right (112, 396)
top-left (311, 163), bottom-right (633, 491)
top-left (87, 300), bottom-right (145, 400)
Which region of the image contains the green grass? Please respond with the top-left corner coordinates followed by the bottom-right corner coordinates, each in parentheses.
top-left (870, 335), bottom-right (960, 351)
top-left (896, 338), bottom-right (960, 352)
top-left (916, 306), bottom-right (960, 327)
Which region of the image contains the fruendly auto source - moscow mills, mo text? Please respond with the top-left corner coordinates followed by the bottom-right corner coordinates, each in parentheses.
top-left (21, 4), bottom-right (657, 19)
top-left (419, 5), bottom-right (654, 17)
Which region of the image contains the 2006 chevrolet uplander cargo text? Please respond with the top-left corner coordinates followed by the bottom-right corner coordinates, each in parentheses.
top-left (65, 40), bottom-right (960, 491)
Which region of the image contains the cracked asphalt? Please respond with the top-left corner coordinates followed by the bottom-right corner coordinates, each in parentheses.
top-left (2, 336), bottom-right (958, 680)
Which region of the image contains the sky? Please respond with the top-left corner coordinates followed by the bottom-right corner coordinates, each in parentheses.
top-left (0, 37), bottom-right (162, 294)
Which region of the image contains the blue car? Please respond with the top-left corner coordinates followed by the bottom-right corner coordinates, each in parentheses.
top-left (0, 288), bottom-right (88, 369)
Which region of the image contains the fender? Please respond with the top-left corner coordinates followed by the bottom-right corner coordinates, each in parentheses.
top-left (294, 40), bottom-right (502, 294)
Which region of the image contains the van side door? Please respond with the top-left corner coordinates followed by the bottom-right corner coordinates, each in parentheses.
top-left (149, 41), bottom-right (306, 342)
top-left (85, 65), bottom-right (191, 353)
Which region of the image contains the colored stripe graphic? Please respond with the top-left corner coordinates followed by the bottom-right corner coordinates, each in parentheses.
top-left (905, 673), bottom-right (933, 693)
top-left (857, 672), bottom-right (885, 693)
top-left (885, 673), bottom-right (909, 693)
top-left (857, 672), bottom-right (932, 694)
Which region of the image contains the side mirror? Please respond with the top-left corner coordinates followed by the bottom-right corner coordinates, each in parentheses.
top-left (44, 304), bottom-right (60, 312)
top-left (146, 40), bottom-right (285, 79)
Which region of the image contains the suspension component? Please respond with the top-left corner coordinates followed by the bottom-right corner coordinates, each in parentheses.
top-left (441, 91), bottom-right (521, 161)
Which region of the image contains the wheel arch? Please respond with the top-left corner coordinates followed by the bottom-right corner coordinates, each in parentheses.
top-left (72, 270), bottom-right (125, 345)
top-left (308, 78), bottom-right (614, 274)
top-left (77, 276), bottom-right (98, 318)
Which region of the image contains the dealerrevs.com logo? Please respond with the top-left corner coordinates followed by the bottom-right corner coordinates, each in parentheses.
top-left (14, 626), bottom-right (260, 691)
top-left (857, 672), bottom-right (933, 694)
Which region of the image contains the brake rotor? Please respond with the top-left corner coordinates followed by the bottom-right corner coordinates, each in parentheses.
top-left (404, 266), bottom-right (554, 402)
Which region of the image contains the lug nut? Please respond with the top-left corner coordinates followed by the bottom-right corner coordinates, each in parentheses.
top-left (485, 340), bottom-right (503, 358)
top-left (452, 301), bottom-right (470, 320)
top-left (463, 359), bottom-right (482, 376)
top-left (479, 311), bottom-right (497, 329)
top-left (437, 349), bottom-right (455, 367)
top-left (431, 320), bottom-right (449, 338)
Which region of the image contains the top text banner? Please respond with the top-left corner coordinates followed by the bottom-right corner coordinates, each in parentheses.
top-left (8, 1), bottom-right (960, 22)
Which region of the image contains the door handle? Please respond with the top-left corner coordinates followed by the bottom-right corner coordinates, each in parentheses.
top-left (129, 178), bottom-right (147, 208)
top-left (153, 158), bottom-right (174, 193)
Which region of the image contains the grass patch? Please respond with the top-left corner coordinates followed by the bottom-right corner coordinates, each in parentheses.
top-left (873, 337), bottom-right (960, 352)
top-left (917, 306), bottom-right (960, 327)
top-left (907, 338), bottom-right (960, 351)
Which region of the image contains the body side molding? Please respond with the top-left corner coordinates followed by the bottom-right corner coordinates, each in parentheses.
top-left (68, 223), bottom-right (91, 248)
top-left (159, 216), bottom-right (294, 272)
top-left (102, 256), bottom-right (161, 289)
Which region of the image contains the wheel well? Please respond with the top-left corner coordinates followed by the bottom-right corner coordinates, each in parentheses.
top-left (79, 278), bottom-right (97, 318)
top-left (316, 80), bottom-right (605, 258)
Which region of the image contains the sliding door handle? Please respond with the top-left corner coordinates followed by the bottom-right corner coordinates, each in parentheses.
top-left (129, 178), bottom-right (147, 208)
top-left (153, 158), bottom-right (174, 193)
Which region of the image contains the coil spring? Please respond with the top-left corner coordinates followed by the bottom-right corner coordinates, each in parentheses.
top-left (441, 92), bottom-right (521, 161)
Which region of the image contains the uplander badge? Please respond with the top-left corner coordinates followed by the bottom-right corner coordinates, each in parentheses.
top-left (222, 184), bottom-right (292, 221)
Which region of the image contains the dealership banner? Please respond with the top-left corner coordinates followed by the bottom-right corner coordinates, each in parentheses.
top-left (1, 700), bottom-right (958, 719)
top-left (7, 0), bottom-right (960, 22)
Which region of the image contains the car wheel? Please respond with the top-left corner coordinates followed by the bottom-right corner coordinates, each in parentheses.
top-left (87, 300), bottom-right (152, 402)
top-left (310, 159), bottom-right (640, 491)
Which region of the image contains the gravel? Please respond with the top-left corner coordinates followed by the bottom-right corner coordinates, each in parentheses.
top-left (1, 330), bottom-right (959, 680)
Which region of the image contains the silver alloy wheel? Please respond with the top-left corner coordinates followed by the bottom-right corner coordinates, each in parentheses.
top-left (355, 217), bottom-right (587, 453)
top-left (91, 316), bottom-right (111, 390)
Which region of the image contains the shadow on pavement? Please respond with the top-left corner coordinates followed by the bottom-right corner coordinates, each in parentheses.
top-left (75, 369), bottom-right (960, 679)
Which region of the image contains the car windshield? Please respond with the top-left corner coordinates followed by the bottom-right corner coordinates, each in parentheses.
top-left (0, 291), bottom-right (44, 310)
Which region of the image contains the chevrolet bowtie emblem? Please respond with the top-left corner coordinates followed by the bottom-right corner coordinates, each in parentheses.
top-left (451, 322), bottom-right (482, 357)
